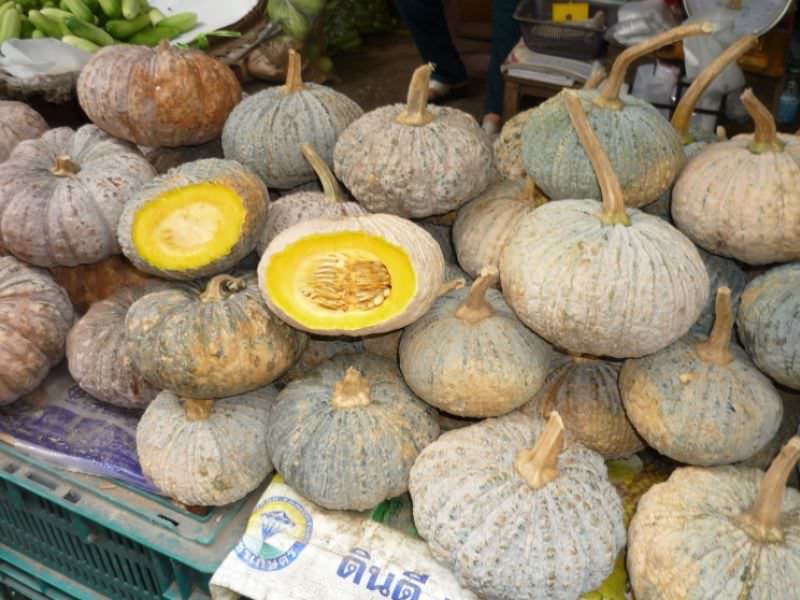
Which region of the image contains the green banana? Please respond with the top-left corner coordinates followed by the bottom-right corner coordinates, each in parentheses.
top-left (127, 24), bottom-right (177, 45)
top-left (147, 7), bottom-right (161, 24)
top-left (65, 15), bottom-right (114, 45)
top-left (0, 2), bottom-right (15, 19)
top-left (61, 0), bottom-right (95, 23)
top-left (156, 11), bottom-right (196, 33)
top-left (19, 14), bottom-right (34, 37)
top-left (120, 0), bottom-right (139, 19)
top-left (268, 0), bottom-right (310, 40)
top-left (31, 27), bottom-right (44, 37)
top-left (0, 9), bottom-right (22, 42)
top-left (104, 12), bottom-right (148, 38)
top-left (96, 0), bottom-right (121, 19)
top-left (287, 0), bottom-right (324, 17)
top-left (28, 10), bottom-right (63, 38)
top-left (61, 33), bottom-right (97, 51)
top-left (41, 7), bottom-right (72, 19)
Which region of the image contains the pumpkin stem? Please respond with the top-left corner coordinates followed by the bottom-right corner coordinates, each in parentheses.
top-left (201, 275), bottom-right (246, 302)
top-left (562, 90), bottom-right (630, 226)
top-left (185, 398), bottom-right (215, 421)
top-left (583, 65), bottom-right (607, 90)
top-left (671, 35), bottom-right (758, 143)
top-left (437, 278), bottom-right (465, 297)
top-left (696, 287), bottom-right (735, 366)
top-left (283, 50), bottom-right (305, 94)
top-left (597, 22), bottom-right (714, 109)
top-left (516, 176), bottom-right (548, 208)
top-left (455, 266), bottom-right (498, 324)
top-left (736, 437), bottom-right (800, 543)
top-left (742, 88), bottom-right (785, 154)
top-left (157, 39), bottom-right (170, 53)
top-left (569, 352), bottom-right (600, 364)
top-left (51, 155), bottom-right (80, 177)
top-left (331, 367), bottom-right (372, 409)
top-left (396, 63), bottom-right (435, 126)
top-left (301, 144), bottom-right (346, 203)
top-left (716, 125), bottom-right (728, 140)
top-left (514, 411), bottom-right (565, 490)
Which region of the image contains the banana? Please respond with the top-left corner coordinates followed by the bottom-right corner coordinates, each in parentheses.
top-left (104, 12), bottom-right (148, 38)
top-left (96, 0), bottom-right (121, 19)
top-left (61, 0), bottom-right (95, 23)
top-left (127, 24), bottom-right (177, 46)
top-left (61, 33), bottom-right (98, 51)
top-left (121, 0), bottom-right (139, 19)
top-left (65, 15), bottom-right (114, 45)
top-left (0, 9), bottom-right (22, 42)
top-left (28, 10), bottom-right (63, 38)
top-left (156, 11), bottom-right (196, 33)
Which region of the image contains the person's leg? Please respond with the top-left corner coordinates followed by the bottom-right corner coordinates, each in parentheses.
top-left (484, 0), bottom-right (520, 120)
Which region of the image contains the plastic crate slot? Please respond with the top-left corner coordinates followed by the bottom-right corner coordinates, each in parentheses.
top-left (2, 462), bottom-right (18, 474)
top-left (157, 514), bottom-right (180, 529)
top-left (62, 491), bottom-right (80, 504)
top-left (26, 472), bottom-right (57, 491)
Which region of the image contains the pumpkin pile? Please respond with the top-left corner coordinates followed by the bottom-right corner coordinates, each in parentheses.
top-left (1, 23), bottom-right (799, 600)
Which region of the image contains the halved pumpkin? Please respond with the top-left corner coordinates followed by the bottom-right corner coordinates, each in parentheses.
top-left (258, 214), bottom-right (446, 336)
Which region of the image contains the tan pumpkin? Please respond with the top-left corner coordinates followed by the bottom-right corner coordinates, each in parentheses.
top-left (0, 100), bottom-right (47, 162)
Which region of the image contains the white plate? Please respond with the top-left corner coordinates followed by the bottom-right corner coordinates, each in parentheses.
top-left (149, 0), bottom-right (261, 44)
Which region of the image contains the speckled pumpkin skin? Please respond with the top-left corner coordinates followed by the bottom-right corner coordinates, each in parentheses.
top-left (521, 355), bottom-right (643, 458)
top-left (118, 158), bottom-right (269, 280)
top-left (737, 264), bottom-right (800, 390)
top-left (126, 272), bottom-right (307, 399)
top-left (409, 412), bottom-right (626, 600)
top-left (78, 43), bottom-right (241, 147)
top-left (621, 334), bottom-right (782, 465)
top-left (500, 201), bottom-right (709, 358)
top-left (399, 284), bottom-right (551, 417)
top-left (628, 465), bottom-right (800, 600)
top-left (0, 125), bottom-right (155, 267)
top-left (137, 387), bottom-right (277, 506)
top-left (333, 105), bottom-right (493, 218)
top-left (494, 108), bottom-right (533, 180)
top-left (692, 249), bottom-right (747, 336)
top-left (267, 353), bottom-right (439, 510)
top-left (0, 257), bottom-right (74, 405)
top-left (522, 92), bottom-right (684, 208)
top-left (67, 283), bottom-right (165, 409)
top-left (0, 101), bottom-right (47, 162)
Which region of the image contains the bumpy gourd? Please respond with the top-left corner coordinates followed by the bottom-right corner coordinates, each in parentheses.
top-left (692, 248), bottom-right (746, 335)
top-left (621, 288), bottom-right (782, 465)
top-left (267, 353), bottom-right (440, 510)
top-left (410, 412), bottom-right (626, 600)
top-left (501, 91), bottom-right (708, 358)
top-left (334, 64), bottom-right (493, 218)
top-left (0, 101), bottom-right (47, 162)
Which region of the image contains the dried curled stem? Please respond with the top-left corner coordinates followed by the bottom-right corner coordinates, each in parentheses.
top-left (283, 50), bottom-right (305, 94)
top-left (455, 266), bottom-right (499, 324)
top-left (515, 412), bottom-right (565, 489)
top-left (302, 144), bottom-right (346, 203)
top-left (331, 367), bottom-right (372, 409)
top-left (52, 155), bottom-right (80, 177)
top-left (742, 88), bottom-right (785, 154)
top-left (396, 63), bottom-right (435, 126)
top-left (184, 398), bottom-right (215, 421)
top-left (201, 275), bottom-right (246, 302)
top-left (696, 287), bottom-right (735, 366)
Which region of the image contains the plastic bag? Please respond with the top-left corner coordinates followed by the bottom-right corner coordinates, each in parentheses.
top-left (631, 59), bottom-right (681, 114)
top-left (683, 12), bottom-right (745, 95)
top-left (605, 0), bottom-right (678, 45)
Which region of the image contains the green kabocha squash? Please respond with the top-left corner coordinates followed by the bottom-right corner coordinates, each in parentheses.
top-left (223, 50), bottom-right (363, 189)
top-left (0, 101), bottom-right (47, 162)
top-left (399, 268), bottom-right (551, 417)
top-left (410, 412), bottom-right (626, 600)
top-left (501, 91), bottom-right (708, 358)
top-left (334, 64), bottom-right (493, 218)
top-left (628, 436), bottom-right (800, 600)
top-left (692, 248), bottom-right (746, 336)
top-left (522, 23), bottom-right (712, 207)
top-left (126, 273), bottom-right (307, 399)
top-left (621, 288), bottom-right (782, 466)
top-left (118, 158), bottom-right (268, 280)
top-left (267, 353), bottom-right (440, 510)
top-left (137, 387), bottom-right (277, 506)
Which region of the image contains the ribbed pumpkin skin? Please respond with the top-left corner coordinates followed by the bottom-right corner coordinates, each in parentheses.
top-left (77, 44), bottom-right (241, 147)
top-left (692, 249), bottom-right (746, 335)
top-left (137, 388), bottom-right (276, 506)
top-left (0, 257), bottom-right (74, 405)
top-left (500, 202), bottom-right (709, 358)
top-left (409, 412), bottom-right (626, 600)
top-left (737, 264), bottom-right (800, 390)
top-left (126, 273), bottom-right (307, 399)
top-left (494, 108), bottom-right (532, 180)
top-left (0, 101), bottom-right (47, 162)
top-left (522, 92), bottom-right (684, 208)
top-left (0, 126), bottom-right (156, 267)
top-left (521, 355), bottom-right (643, 458)
top-left (333, 104), bottom-right (493, 218)
top-left (222, 85), bottom-right (363, 189)
top-left (628, 465), bottom-right (800, 600)
top-left (267, 353), bottom-right (440, 510)
top-left (118, 158), bottom-right (268, 280)
top-left (67, 283), bottom-right (164, 409)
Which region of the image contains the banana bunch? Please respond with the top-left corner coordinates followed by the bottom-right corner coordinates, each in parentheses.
top-left (267, 0), bottom-right (323, 41)
top-left (324, 0), bottom-right (396, 55)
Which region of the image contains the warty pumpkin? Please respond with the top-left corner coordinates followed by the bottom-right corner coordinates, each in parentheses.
top-left (126, 272), bottom-right (307, 399)
top-left (0, 256), bottom-right (74, 405)
top-left (258, 213), bottom-right (446, 336)
top-left (399, 267), bottom-right (551, 417)
top-left (0, 125), bottom-right (156, 267)
top-left (0, 100), bottom-right (47, 162)
top-left (137, 387), bottom-right (277, 506)
top-left (333, 64), bottom-right (493, 218)
top-left (692, 248), bottom-right (746, 335)
top-left (621, 287), bottom-right (782, 466)
top-left (628, 436), bottom-right (800, 600)
top-left (118, 158), bottom-right (268, 280)
top-left (500, 91), bottom-right (708, 358)
top-left (267, 353), bottom-right (440, 510)
top-left (78, 41), bottom-right (241, 148)
top-left (410, 412), bottom-right (626, 600)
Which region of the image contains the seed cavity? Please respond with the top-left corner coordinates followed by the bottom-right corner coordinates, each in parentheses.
top-left (302, 252), bottom-right (392, 312)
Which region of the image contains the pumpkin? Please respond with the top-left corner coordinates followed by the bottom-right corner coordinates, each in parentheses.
top-left (139, 139), bottom-right (224, 175)
top-left (258, 213), bottom-right (445, 336)
top-left (0, 100), bottom-right (47, 162)
top-left (267, 353), bottom-right (440, 510)
top-left (278, 337), bottom-right (364, 383)
top-left (137, 387), bottom-right (276, 506)
top-left (418, 222), bottom-right (456, 264)
top-left (67, 283), bottom-right (165, 409)
top-left (521, 353), bottom-right (643, 458)
top-left (256, 144), bottom-right (366, 253)
top-left (0, 125), bottom-right (156, 267)
top-left (500, 91), bottom-right (708, 358)
top-left (740, 388), bottom-right (800, 474)
top-left (77, 41), bottom-right (241, 148)
top-left (399, 267), bottom-right (551, 417)
top-left (126, 272), bottom-right (307, 399)
top-left (621, 287), bottom-right (782, 465)
top-left (222, 50), bottom-right (363, 189)
top-left (444, 260), bottom-right (470, 283)
top-left (737, 263), bottom-right (800, 390)
top-left (522, 23), bottom-right (711, 207)
top-left (118, 158), bottom-right (268, 280)
top-left (0, 256), bottom-right (74, 405)
top-left (628, 436), bottom-right (800, 600)
top-left (333, 64), bottom-right (493, 218)
top-left (410, 412), bottom-right (626, 600)
top-left (673, 89), bottom-right (800, 265)
top-left (692, 248), bottom-right (746, 335)
top-left (453, 177), bottom-right (547, 278)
